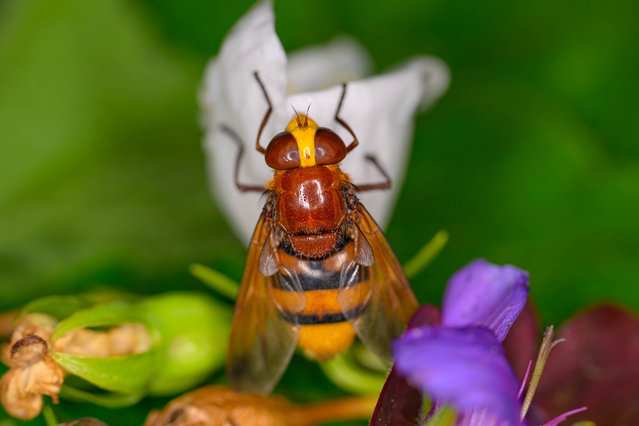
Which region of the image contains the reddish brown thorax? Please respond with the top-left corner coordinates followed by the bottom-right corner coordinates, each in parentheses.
top-left (269, 165), bottom-right (351, 259)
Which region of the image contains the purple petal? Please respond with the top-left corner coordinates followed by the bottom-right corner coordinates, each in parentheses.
top-left (394, 326), bottom-right (522, 425)
top-left (442, 259), bottom-right (529, 341)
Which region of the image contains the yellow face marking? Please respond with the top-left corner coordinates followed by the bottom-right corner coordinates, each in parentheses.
top-left (286, 114), bottom-right (318, 168)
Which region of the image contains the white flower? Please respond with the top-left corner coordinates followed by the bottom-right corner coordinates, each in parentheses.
top-left (201, 0), bottom-right (449, 245)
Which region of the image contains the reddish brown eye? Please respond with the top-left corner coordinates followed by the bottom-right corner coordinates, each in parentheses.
top-left (314, 128), bottom-right (346, 165)
top-left (265, 132), bottom-right (300, 170)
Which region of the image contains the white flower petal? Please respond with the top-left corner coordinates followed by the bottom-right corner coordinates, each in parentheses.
top-left (286, 36), bottom-right (372, 93)
top-left (201, 0), bottom-right (449, 245)
top-left (201, 0), bottom-right (285, 244)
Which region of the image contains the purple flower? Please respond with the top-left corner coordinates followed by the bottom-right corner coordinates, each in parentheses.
top-left (383, 259), bottom-right (530, 425)
top-left (373, 259), bottom-right (589, 426)
top-left (396, 327), bottom-right (522, 424)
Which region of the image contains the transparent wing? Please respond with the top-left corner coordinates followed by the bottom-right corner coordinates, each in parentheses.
top-left (338, 204), bottom-right (418, 364)
top-left (227, 212), bottom-right (304, 394)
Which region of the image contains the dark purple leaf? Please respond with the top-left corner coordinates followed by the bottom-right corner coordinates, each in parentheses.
top-left (536, 304), bottom-right (639, 425)
top-left (370, 366), bottom-right (422, 426)
top-left (370, 304), bottom-right (440, 426)
top-left (408, 304), bottom-right (441, 329)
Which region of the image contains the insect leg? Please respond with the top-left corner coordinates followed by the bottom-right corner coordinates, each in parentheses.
top-left (254, 71), bottom-right (272, 154)
top-left (335, 83), bottom-right (359, 153)
top-left (355, 155), bottom-right (392, 191)
top-left (221, 124), bottom-right (266, 192)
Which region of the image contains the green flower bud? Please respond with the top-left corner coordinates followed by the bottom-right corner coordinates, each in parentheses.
top-left (139, 292), bottom-right (232, 394)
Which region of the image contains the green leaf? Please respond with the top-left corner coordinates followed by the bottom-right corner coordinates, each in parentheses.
top-left (51, 350), bottom-right (159, 394)
top-left (51, 301), bottom-right (149, 342)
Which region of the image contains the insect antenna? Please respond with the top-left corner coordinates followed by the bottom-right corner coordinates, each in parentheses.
top-left (304, 103), bottom-right (312, 126)
top-left (291, 105), bottom-right (303, 127)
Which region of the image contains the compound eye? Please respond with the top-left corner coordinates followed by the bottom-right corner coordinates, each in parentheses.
top-left (314, 128), bottom-right (346, 165)
top-left (265, 132), bottom-right (300, 170)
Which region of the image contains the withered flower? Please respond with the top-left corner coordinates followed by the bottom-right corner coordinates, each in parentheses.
top-left (0, 291), bottom-right (232, 420)
top-left (146, 385), bottom-right (376, 426)
top-left (1, 313), bottom-right (149, 419)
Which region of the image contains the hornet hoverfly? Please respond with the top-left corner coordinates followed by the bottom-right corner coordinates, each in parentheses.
top-left (223, 72), bottom-right (418, 393)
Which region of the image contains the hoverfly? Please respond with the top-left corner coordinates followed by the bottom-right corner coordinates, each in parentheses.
top-left (223, 72), bottom-right (418, 394)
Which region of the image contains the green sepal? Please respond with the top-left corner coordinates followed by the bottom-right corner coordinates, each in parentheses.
top-left (59, 384), bottom-right (143, 408)
top-left (19, 295), bottom-right (92, 320)
top-left (51, 350), bottom-right (158, 394)
top-left (319, 351), bottom-right (386, 396)
top-left (24, 292), bottom-right (232, 398)
top-left (51, 301), bottom-right (150, 343)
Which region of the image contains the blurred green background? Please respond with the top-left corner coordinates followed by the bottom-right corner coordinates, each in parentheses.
top-left (1, 0), bottom-right (638, 424)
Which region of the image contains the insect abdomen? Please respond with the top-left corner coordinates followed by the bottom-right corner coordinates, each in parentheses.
top-left (271, 240), bottom-right (370, 360)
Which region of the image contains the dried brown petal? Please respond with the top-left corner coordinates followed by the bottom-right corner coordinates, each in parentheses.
top-left (146, 386), bottom-right (296, 426)
top-left (2, 314), bottom-right (56, 367)
top-left (1, 368), bottom-right (43, 420)
top-left (1, 354), bottom-right (64, 419)
top-left (145, 386), bottom-right (375, 426)
top-left (0, 314), bottom-right (65, 419)
top-left (10, 335), bottom-right (48, 367)
top-left (0, 310), bottom-right (17, 338)
top-left (52, 324), bottom-right (151, 357)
